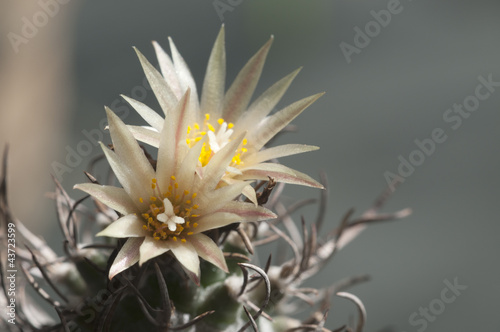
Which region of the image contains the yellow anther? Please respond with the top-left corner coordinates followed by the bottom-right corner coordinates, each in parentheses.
top-left (217, 118), bottom-right (224, 125)
top-left (178, 226), bottom-right (184, 232)
top-left (186, 138), bottom-right (191, 145)
top-left (150, 196), bottom-right (157, 202)
top-left (181, 238), bottom-right (187, 243)
top-left (152, 178), bottom-right (157, 183)
top-left (191, 215), bottom-right (199, 218)
top-left (185, 200), bottom-right (191, 204)
top-left (174, 183), bottom-right (179, 189)
top-left (154, 236), bottom-right (160, 241)
top-left (148, 217), bottom-right (153, 223)
top-left (192, 205), bottom-right (199, 209)
top-left (173, 236), bottom-right (177, 241)
top-left (242, 139), bottom-right (248, 145)
top-left (207, 123), bottom-right (215, 132)
top-left (195, 137), bottom-right (202, 142)
top-left (205, 113), bottom-right (210, 120)
top-left (168, 185), bottom-right (173, 191)
top-left (228, 123), bottom-right (234, 129)
top-left (186, 221), bottom-right (190, 228)
top-left (171, 175), bottom-right (176, 181)
top-left (187, 232), bottom-right (194, 235)
top-left (139, 197), bottom-right (144, 203)
top-left (192, 193), bottom-right (197, 198)
top-left (184, 190), bottom-right (189, 195)
top-left (193, 223), bottom-right (199, 228)
top-left (151, 183), bottom-right (156, 189)
top-left (242, 148), bottom-right (247, 153)
top-left (194, 123), bottom-right (200, 130)
top-left (175, 194), bottom-right (180, 200)
top-left (142, 225), bottom-right (148, 230)
top-left (187, 126), bottom-right (192, 134)
top-left (200, 131), bottom-right (206, 136)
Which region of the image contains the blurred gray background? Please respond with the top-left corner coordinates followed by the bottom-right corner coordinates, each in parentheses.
top-left (1, 0), bottom-right (499, 331)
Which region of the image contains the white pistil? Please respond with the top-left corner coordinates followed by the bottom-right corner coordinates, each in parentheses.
top-left (208, 121), bottom-right (234, 153)
top-left (157, 198), bottom-right (185, 232)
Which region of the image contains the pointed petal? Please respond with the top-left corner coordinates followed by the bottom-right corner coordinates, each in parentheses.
top-left (105, 107), bottom-right (155, 182)
top-left (134, 47), bottom-right (178, 115)
top-left (73, 183), bottom-right (135, 215)
top-left (152, 41), bottom-right (182, 99)
top-left (196, 180), bottom-right (249, 215)
top-left (222, 37), bottom-right (273, 123)
top-left (176, 138), bottom-right (204, 193)
top-left (242, 183), bottom-right (258, 205)
top-left (237, 163), bottom-right (324, 189)
top-left (194, 201), bottom-right (276, 233)
top-left (245, 144), bottom-right (319, 165)
top-left (121, 95), bottom-right (164, 131)
top-left (168, 37), bottom-right (200, 111)
top-left (234, 68), bottom-right (301, 134)
top-left (139, 237), bottom-right (171, 265)
top-left (216, 201), bottom-right (276, 220)
top-left (250, 93), bottom-right (324, 151)
top-left (200, 131), bottom-right (246, 192)
top-left (126, 125), bottom-right (160, 148)
top-left (156, 89), bottom-right (191, 190)
top-left (97, 214), bottom-right (148, 238)
top-left (99, 143), bottom-right (151, 210)
top-left (201, 26), bottom-right (226, 119)
top-left (169, 239), bottom-right (200, 277)
top-left (189, 233), bottom-right (228, 273)
top-left (109, 237), bottom-right (143, 280)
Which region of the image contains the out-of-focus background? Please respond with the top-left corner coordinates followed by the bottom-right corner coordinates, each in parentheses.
top-left (1, 1), bottom-right (499, 330)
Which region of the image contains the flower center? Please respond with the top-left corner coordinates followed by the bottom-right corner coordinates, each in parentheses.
top-left (186, 113), bottom-right (248, 167)
top-left (140, 178), bottom-right (199, 242)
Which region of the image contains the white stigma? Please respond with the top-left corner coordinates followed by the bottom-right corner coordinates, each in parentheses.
top-left (208, 121), bottom-right (233, 153)
top-left (157, 198), bottom-right (185, 232)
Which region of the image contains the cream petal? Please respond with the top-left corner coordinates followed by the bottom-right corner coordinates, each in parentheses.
top-left (121, 95), bottom-right (164, 131)
top-left (109, 237), bottom-right (143, 280)
top-left (194, 202), bottom-right (275, 233)
top-left (99, 143), bottom-right (151, 210)
top-left (245, 144), bottom-right (319, 165)
top-left (189, 233), bottom-right (228, 273)
top-left (134, 47), bottom-right (178, 116)
top-left (152, 41), bottom-right (183, 99)
top-left (234, 68), bottom-right (302, 135)
top-left (169, 239), bottom-right (200, 277)
top-left (126, 125), bottom-right (160, 148)
top-left (237, 163), bottom-right (324, 189)
top-left (250, 93), bottom-right (324, 151)
top-left (168, 37), bottom-right (200, 112)
top-left (105, 108), bottom-right (155, 185)
top-left (96, 214), bottom-right (148, 238)
top-left (222, 37), bottom-right (273, 123)
top-left (200, 26), bottom-right (226, 120)
top-left (241, 183), bottom-right (258, 205)
top-left (138, 237), bottom-right (171, 265)
top-left (156, 90), bottom-right (191, 190)
top-left (175, 138), bottom-right (204, 193)
top-left (73, 183), bottom-right (135, 215)
top-left (196, 180), bottom-right (249, 215)
top-left (191, 212), bottom-right (247, 234)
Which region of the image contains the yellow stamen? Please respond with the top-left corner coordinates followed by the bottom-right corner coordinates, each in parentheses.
top-left (217, 118), bottom-right (224, 125)
top-left (139, 197), bottom-right (144, 203)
